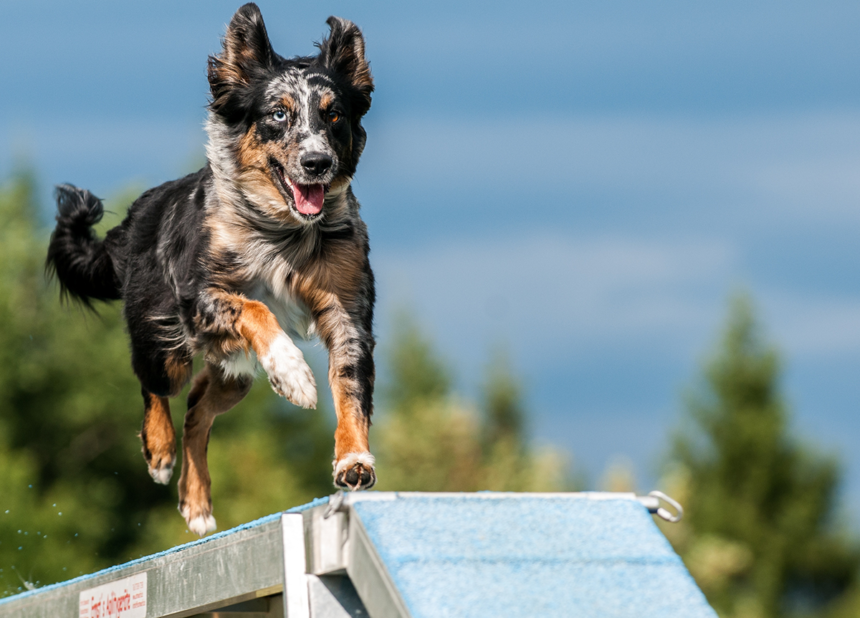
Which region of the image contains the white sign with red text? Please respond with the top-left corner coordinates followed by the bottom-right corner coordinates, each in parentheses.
top-left (79, 572), bottom-right (147, 618)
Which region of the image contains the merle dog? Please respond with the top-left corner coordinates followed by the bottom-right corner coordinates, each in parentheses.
top-left (47, 3), bottom-right (377, 535)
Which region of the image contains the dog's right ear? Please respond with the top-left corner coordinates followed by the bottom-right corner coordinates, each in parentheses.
top-left (208, 3), bottom-right (275, 114)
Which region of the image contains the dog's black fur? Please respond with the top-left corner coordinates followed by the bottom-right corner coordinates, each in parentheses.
top-left (46, 3), bottom-right (377, 536)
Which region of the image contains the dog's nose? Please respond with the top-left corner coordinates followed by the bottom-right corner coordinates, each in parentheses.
top-left (300, 153), bottom-right (333, 177)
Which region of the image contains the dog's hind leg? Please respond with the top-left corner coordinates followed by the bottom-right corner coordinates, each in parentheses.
top-left (178, 363), bottom-right (252, 536)
top-left (140, 389), bottom-right (176, 485)
top-left (135, 349), bottom-right (192, 485)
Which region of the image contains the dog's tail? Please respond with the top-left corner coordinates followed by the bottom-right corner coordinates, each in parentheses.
top-left (46, 184), bottom-right (122, 306)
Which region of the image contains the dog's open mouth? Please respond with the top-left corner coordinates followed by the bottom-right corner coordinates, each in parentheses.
top-left (272, 162), bottom-right (327, 217)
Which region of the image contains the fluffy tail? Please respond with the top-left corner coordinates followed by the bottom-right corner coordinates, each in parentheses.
top-left (46, 184), bottom-right (121, 306)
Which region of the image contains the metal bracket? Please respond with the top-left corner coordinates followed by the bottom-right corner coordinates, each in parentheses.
top-left (637, 491), bottom-right (684, 523)
top-left (304, 495), bottom-right (350, 576)
top-left (323, 491), bottom-right (346, 520)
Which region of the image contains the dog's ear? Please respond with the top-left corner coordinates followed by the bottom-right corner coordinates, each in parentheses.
top-left (208, 3), bottom-right (275, 113)
top-left (319, 17), bottom-right (374, 116)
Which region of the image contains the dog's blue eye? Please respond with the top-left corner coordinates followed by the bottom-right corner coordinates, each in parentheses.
top-left (273, 110), bottom-right (287, 123)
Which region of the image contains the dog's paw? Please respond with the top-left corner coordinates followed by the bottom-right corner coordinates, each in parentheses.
top-left (148, 457), bottom-right (175, 485)
top-left (187, 513), bottom-right (217, 537)
top-left (333, 452), bottom-right (376, 491)
top-left (179, 503), bottom-right (217, 537)
top-left (260, 333), bottom-right (317, 409)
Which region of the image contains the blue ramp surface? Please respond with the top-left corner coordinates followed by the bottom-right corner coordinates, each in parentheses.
top-left (353, 493), bottom-right (716, 618)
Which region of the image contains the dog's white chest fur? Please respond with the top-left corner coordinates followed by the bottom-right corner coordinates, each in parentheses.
top-left (219, 281), bottom-right (315, 379)
top-left (255, 285), bottom-right (315, 340)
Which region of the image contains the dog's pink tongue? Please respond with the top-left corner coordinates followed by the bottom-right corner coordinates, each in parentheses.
top-left (293, 183), bottom-right (325, 215)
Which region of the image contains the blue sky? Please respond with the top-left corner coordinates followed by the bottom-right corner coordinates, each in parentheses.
top-left (2, 1), bottom-right (859, 511)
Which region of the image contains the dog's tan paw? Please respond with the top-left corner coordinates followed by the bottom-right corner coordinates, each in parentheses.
top-left (333, 452), bottom-right (376, 491)
top-left (142, 437), bottom-right (176, 485)
top-left (180, 503), bottom-right (217, 537)
top-left (260, 333), bottom-right (317, 408)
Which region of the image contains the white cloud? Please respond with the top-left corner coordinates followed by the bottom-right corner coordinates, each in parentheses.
top-left (753, 158), bottom-right (860, 218)
top-left (374, 231), bottom-right (860, 371)
top-left (0, 118), bottom-right (204, 196)
top-left (363, 111), bottom-right (860, 223)
top-left (374, 234), bottom-right (737, 367)
top-left (761, 293), bottom-right (860, 358)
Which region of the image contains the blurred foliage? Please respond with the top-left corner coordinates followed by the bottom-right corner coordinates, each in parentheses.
top-left (373, 313), bottom-right (572, 493)
top-left (0, 169), bottom-right (573, 597)
top-left (599, 456), bottom-right (638, 494)
top-left (4, 165), bottom-right (857, 616)
top-left (660, 295), bottom-right (859, 618)
top-left (0, 170), bottom-right (334, 596)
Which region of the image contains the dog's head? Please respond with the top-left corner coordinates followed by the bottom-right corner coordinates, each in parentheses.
top-left (207, 3), bottom-right (373, 224)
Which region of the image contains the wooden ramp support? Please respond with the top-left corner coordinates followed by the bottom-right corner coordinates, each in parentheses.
top-left (0, 492), bottom-right (717, 618)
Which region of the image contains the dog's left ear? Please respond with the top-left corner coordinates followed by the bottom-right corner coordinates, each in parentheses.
top-left (319, 17), bottom-right (374, 116)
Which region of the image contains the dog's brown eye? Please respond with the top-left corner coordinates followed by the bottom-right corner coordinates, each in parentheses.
top-left (328, 111), bottom-right (340, 123)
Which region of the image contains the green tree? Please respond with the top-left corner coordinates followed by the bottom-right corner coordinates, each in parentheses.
top-left (661, 295), bottom-right (858, 618)
top-left (382, 311), bottom-right (451, 412)
top-left (373, 314), bottom-right (571, 493)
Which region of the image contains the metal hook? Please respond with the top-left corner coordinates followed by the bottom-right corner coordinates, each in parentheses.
top-left (648, 490), bottom-right (683, 523)
top-left (323, 491), bottom-right (345, 519)
top-left (636, 491), bottom-right (683, 523)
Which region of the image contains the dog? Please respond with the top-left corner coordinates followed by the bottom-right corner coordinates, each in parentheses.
top-left (46, 3), bottom-right (377, 536)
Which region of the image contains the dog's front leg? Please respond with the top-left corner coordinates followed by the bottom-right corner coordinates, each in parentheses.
top-left (311, 295), bottom-right (376, 490)
top-left (196, 289), bottom-right (317, 408)
top-left (177, 290), bottom-right (318, 535)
